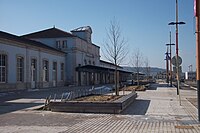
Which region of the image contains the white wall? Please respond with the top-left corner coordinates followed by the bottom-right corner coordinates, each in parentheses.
top-left (0, 41), bottom-right (65, 87)
top-left (0, 42), bottom-right (27, 83)
top-left (75, 38), bottom-right (100, 66)
top-left (27, 32), bottom-right (100, 86)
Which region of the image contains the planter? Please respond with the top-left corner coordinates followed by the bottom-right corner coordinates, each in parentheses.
top-left (48, 92), bottom-right (137, 114)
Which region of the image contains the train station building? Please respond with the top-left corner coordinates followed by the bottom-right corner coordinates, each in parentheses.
top-left (0, 26), bottom-right (131, 91)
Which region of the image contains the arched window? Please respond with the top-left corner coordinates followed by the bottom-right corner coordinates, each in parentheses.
top-left (43, 60), bottom-right (49, 82)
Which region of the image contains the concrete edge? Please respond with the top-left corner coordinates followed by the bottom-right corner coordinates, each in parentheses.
top-left (48, 92), bottom-right (137, 114)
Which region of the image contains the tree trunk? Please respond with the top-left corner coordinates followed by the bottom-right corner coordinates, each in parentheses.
top-left (115, 66), bottom-right (119, 96)
top-left (137, 72), bottom-right (139, 86)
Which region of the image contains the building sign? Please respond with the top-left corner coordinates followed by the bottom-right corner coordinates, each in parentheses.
top-left (171, 56), bottom-right (182, 66)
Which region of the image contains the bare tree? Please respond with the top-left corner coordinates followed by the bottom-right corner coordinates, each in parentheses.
top-left (131, 49), bottom-right (143, 86)
top-left (144, 57), bottom-right (151, 82)
top-left (103, 19), bottom-right (128, 96)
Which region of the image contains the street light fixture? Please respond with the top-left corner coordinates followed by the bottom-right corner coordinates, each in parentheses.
top-left (169, 22), bottom-right (186, 25)
top-left (168, 0), bottom-right (185, 106)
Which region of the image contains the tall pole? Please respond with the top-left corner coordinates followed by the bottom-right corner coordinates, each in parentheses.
top-left (176, 0), bottom-right (181, 105)
top-left (166, 47), bottom-right (169, 84)
top-left (169, 0), bottom-right (185, 105)
top-left (169, 32), bottom-right (174, 87)
top-left (195, 0), bottom-right (200, 122)
top-left (166, 33), bottom-right (175, 87)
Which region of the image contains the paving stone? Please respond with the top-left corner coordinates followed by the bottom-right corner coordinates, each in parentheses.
top-left (1, 83), bottom-right (200, 132)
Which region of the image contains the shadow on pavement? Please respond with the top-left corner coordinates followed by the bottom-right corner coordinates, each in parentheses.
top-left (121, 99), bottom-right (150, 115)
top-left (147, 83), bottom-right (171, 90)
top-left (0, 84), bottom-right (113, 115)
top-left (156, 83), bottom-right (170, 87)
top-left (0, 102), bottom-right (43, 115)
top-left (148, 84), bottom-right (158, 90)
top-left (0, 88), bottom-right (66, 115)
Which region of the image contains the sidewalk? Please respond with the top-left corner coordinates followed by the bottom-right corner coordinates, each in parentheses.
top-left (0, 83), bottom-right (200, 133)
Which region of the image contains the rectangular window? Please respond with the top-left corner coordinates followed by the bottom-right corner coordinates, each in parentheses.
top-left (62, 41), bottom-right (65, 48)
top-left (0, 54), bottom-right (7, 83)
top-left (53, 62), bottom-right (57, 81)
top-left (56, 41), bottom-right (61, 49)
top-left (62, 40), bottom-right (67, 48)
top-left (17, 56), bottom-right (24, 82)
top-left (43, 60), bottom-right (49, 82)
top-left (61, 63), bottom-right (64, 81)
top-left (57, 40), bottom-right (67, 49)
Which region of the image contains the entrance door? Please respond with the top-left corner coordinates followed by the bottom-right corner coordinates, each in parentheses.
top-left (31, 59), bottom-right (37, 88)
top-left (52, 62), bottom-right (57, 87)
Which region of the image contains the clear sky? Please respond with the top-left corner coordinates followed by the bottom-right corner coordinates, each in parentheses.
top-left (0, 0), bottom-right (196, 72)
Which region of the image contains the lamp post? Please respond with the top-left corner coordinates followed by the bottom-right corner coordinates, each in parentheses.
top-left (168, 0), bottom-right (185, 106)
top-left (166, 31), bottom-right (175, 87)
top-left (195, 0), bottom-right (200, 122)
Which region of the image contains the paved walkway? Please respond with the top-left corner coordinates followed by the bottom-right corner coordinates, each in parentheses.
top-left (0, 83), bottom-right (200, 133)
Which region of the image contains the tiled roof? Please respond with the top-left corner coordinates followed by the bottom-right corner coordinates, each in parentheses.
top-left (21, 27), bottom-right (75, 39)
top-left (21, 27), bottom-right (100, 48)
top-left (0, 31), bottom-right (65, 54)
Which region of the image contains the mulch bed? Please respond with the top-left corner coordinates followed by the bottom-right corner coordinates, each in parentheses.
top-left (74, 95), bottom-right (122, 102)
top-left (123, 85), bottom-right (146, 91)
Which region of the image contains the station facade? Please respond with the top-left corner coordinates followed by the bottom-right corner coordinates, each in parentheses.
top-left (0, 26), bottom-right (131, 91)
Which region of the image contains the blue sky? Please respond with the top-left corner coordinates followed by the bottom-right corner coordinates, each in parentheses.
top-left (0, 0), bottom-right (196, 72)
